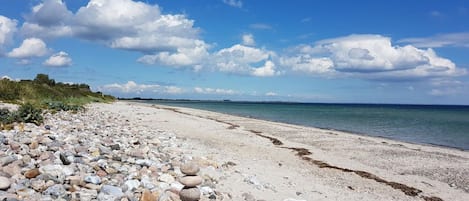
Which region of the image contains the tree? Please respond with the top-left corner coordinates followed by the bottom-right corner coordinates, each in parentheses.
top-left (34, 74), bottom-right (55, 86)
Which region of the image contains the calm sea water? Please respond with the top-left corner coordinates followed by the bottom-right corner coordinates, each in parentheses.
top-left (144, 100), bottom-right (469, 150)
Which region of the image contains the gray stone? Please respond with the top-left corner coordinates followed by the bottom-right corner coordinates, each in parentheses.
top-left (43, 184), bottom-right (66, 198)
top-left (0, 176), bottom-right (11, 190)
top-left (1, 155), bottom-right (17, 166)
top-left (179, 176), bottom-right (203, 187)
top-left (84, 175), bottom-right (101, 184)
top-left (39, 165), bottom-right (66, 183)
top-left (179, 187), bottom-right (201, 201)
top-left (124, 179), bottom-right (140, 191)
top-left (100, 185), bottom-right (124, 197)
top-left (158, 173), bottom-right (175, 183)
top-left (180, 162), bottom-right (200, 176)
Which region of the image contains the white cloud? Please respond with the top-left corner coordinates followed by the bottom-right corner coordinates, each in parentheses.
top-left (398, 32), bottom-right (469, 48)
top-left (137, 39), bottom-right (209, 67)
top-left (43, 51), bottom-right (72, 67)
top-left (20, 0), bottom-right (207, 68)
top-left (7, 38), bottom-right (48, 58)
top-left (242, 34), bottom-right (255, 46)
top-left (213, 44), bottom-right (273, 73)
top-left (223, 0), bottom-right (242, 8)
top-left (0, 15), bottom-right (17, 51)
top-left (99, 81), bottom-right (183, 95)
top-left (282, 34), bottom-right (465, 80)
top-left (265, 92), bottom-right (277, 96)
top-left (21, 0), bottom-right (73, 38)
top-left (194, 87), bottom-right (238, 95)
top-left (280, 55), bottom-right (334, 75)
top-left (252, 60), bottom-right (279, 77)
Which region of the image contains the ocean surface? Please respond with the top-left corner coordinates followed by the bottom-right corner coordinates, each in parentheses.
top-left (143, 100), bottom-right (469, 150)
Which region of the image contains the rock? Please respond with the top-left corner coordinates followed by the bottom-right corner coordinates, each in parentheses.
top-left (180, 163), bottom-right (200, 176)
top-left (100, 185), bottom-right (124, 197)
top-left (16, 188), bottom-right (37, 198)
top-left (43, 184), bottom-right (66, 198)
top-left (59, 153), bottom-right (71, 165)
top-left (0, 176), bottom-right (11, 190)
top-left (24, 168), bottom-right (41, 178)
top-left (1, 155), bottom-right (17, 166)
top-left (140, 189), bottom-right (157, 201)
top-left (39, 165), bottom-right (66, 183)
top-left (31, 179), bottom-right (46, 191)
top-left (66, 175), bottom-right (82, 186)
top-left (283, 199), bottom-right (307, 201)
top-left (84, 175), bottom-right (102, 184)
top-left (158, 174), bottom-right (175, 183)
top-left (124, 179), bottom-right (140, 191)
top-left (179, 187), bottom-right (201, 201)
top-left (179, 176), bottom-right (203, 187)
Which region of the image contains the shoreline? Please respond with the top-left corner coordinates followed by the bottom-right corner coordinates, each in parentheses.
top-left (130, 100), bottom-right (468, 152)
top-left (1, 101), bottom-right (468, 201)
top-left (128, 100), bottom-right (469, 152)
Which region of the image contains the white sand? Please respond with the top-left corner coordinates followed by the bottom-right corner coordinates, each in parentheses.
top-left (91, 101), bottom-right (469, 201)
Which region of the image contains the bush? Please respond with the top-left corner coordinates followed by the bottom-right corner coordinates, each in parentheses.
top-left (46, 101), bottom-right (83, 112)
top-left (16, 103), bottom-right (43, 125)
top-left (0, 108), bottom-right (14, 125)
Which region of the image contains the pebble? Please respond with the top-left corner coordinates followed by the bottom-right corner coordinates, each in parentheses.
top-left (0, 104), bottom-right (223, 201)
top-left (100, 185), bottom-right (124, 199)
top-left (179, 176), bottom-right (203, 187)
top-left (140, 189), bottom-right (158, 201)
top-left (43, 184), bottom-right (66, 198)
top-left (158, 173), bottom-right (175, 183)
top-left (0, 176), bottom-right (11, 190)
top-left (24, 168), bottom-right (40, 179)
top-left (180, 162), bottom-right (200, 176)
top-left (180, 187), bottom-right (201, 201)
top-left (1, 155), bottom-right (17, 166)
top-left (84, 175), bottom-right (101, 184)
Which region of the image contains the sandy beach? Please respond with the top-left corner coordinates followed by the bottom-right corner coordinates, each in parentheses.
top-left (1, 101), bottom-right (468, 201)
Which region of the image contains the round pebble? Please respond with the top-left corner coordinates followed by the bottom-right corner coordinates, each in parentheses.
top-left (179, 187), bottom-right (201, 201)
top-left (24, 168), bottom-right (40, 179)
top-left (179, 176), bottom-right (203, 187)
top-left (0, 176), bottom-right (11, 190)
top-left (180, 162), bottom-right (200, 176)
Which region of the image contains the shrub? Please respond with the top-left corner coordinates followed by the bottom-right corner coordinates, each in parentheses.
top-left (16, 103), bottom-right (43, 125)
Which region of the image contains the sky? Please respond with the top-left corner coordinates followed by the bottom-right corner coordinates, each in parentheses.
top-left (0, 0), bottom-right (468, 104)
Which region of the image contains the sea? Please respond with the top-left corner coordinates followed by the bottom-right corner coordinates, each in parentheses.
top-left (142, 100), bottom-right (469, 151)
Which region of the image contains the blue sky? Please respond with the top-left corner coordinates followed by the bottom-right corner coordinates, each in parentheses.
top-left (0, 0), bottom-right (468, 104)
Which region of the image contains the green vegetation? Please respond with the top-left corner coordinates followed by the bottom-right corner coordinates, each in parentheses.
top-left (0, 74), bottom-right (115, 129)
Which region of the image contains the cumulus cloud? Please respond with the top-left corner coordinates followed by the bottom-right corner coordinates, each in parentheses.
top-left (43, 51), bottom-right (72, 67)
top-left (398, 32), bottom-right (469, 48)
top-left (242, 34), bottom-right (255, 46)
top-left (265, 92), bottom-right (277, 96)
top-left (252, 60), bottom-right (279, 77)
top-left (0, 15), bottom-right (17, 50)
top-left (20, 0), bottom-right (207, 68)
top-left (194, 87), bottom-right (238, 95)
top-left (21, 0), bottom-right (73, 38)
top-left (137, 40), bottom-right (209, 67)
top-left (282, 34), bottom-right (465, 79)
top-left (99, 81), bottom-right (183, 95)
top-left (223, 0), bottom-right (242, 8)
top-left (7, 38), bottom-right (48, 58)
